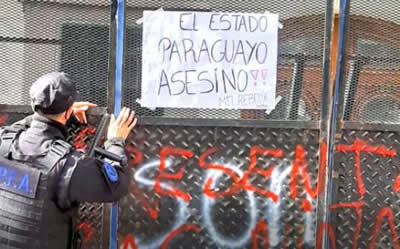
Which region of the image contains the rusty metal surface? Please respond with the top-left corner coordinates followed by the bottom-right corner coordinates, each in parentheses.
top-left (0, 111), bottom-right (105, 249)
top-left (331, 129), bottom-right (400, 249)
top-left (119, 125), bottom-right (322, 249)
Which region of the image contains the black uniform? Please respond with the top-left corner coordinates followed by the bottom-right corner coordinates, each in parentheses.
top-left (0, 114), bottom-right (130, 249)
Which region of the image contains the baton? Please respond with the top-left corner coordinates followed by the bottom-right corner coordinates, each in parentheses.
top-left (87, 114), bottom-right (123, 163)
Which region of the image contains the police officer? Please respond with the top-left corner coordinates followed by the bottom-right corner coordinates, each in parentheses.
top-left (0, 72), bottom-right (137, 249)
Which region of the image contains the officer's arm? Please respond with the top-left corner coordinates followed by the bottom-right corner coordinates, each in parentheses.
top-left (67, 139), bottom-right (131, 203)
top-left (66, 108), bottom-right (136, 203)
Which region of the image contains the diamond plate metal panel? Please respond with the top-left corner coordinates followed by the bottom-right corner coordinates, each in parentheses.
top-left (332, 130), bottom-right (400, 249)
top-left (119, 125), bottom-right (322, 249)
top-left (0, 111), bottom-right (106, 249)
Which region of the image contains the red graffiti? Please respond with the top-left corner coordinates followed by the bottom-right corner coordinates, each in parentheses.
top-left (126, 139), bottom-right (400, 249)
top-left (394, 175), bottom-right (400, 192)
top-left (290, 142), bottom-right (327, 200)
top-left (147, 142), bottom-right (327, 205)
top-left (316, 222), bottom-right (337, 249)
top-left (0, 114), bottom-right (9, 125)
top-left (330, 201), bottom-right (364, 249)
top-left (199, 147), bottom-right (241, 198)
top-left (282, 224), bottom-right (303, 249)
top-left (297, 235), bottom-right (303, 249)
top-left (160, 224), bottom-right (201, 249)
top-left (73, 127), bottom-right (96, 151)
top-left (121, 225), bottom-right (200, 249)
top-left (282, 224), bottom-right (290, 249)
top-left (301, 199), bottom-right (312, 213)
top-left (155, 146), bottom-right (194, 203)
top-left (122, 234), bottom-right (138, 249)
top-left (369, 207), bottom-right (400, 249)
top-left (125, 145), bottom-right (143, 167)
top-left (337, 139), bottom-right (396, 196)
top-left (251, 219), bottom-right (269, 249)
top-left (241, 147), bottom-right (283, 203)
top-left (130, 183), bottom-right (159, 220)
top-left (77, 222), bottom-right (94, 245)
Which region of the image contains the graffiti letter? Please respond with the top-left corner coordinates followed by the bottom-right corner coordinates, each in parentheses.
top-left (282, 224), bottom-right (304, 249)
top-left (337, 140), bottom-right (396, 197)
top-left (330, 201), bottom-right (364, 249)
top-left (202, 164), bottom-right (257, 249)
top-left (301, 199), bottom-right (312, 213)
top-left (134, 159), bottom-right (190, 249)
top-left (369, 207), bottom-right (400, 249)
top-left (125, 145), bottom-right (143, 167)
top-left (129, 183), bottom-right (159, 219)
top-left (161, 224), bottom-right (201, 249)
top-left (199, 147), bottom-right (241, 198)
top-left (241, 146), bottom-right (283, 203)
top-left (155, 146), bottom-right (194, 203)
top-left (77, 223), bottom-right (94, 245)
top-left (251, 219), bottom-right (269, 249)
top-left (122, 234), bottom-right (138, 249)
top-left (394, 175), bottom-right (400, 192)
top-left (316, 222), bottom-right (337, 249)
top-left (290, 142), bottom-right (327, 200)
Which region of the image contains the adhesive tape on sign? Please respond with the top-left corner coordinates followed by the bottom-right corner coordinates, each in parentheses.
top-left (104, 162), bottom-right (119, 183)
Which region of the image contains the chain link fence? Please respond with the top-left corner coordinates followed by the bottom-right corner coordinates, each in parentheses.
top-left (124, 0), bottom-right (327, 121)
top-left (0, 0), bottom-right (111, 107)
top-left (332, 1), bottom-right (400, 249)
top-left (118, 0), bottom-right (331, 248)
top-left (7, 0), bottom-right (400, 249)
top-left (0, 1), bottom-right (112, 249)
top-left (340, 0), bottom-right (400, 124)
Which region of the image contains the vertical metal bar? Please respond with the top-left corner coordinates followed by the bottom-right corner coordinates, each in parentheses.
top-left (103, 1), bottom-right (119, 247)
top-left (107, 0), bottom-right (118, 113)
top-left (114, 0), bottom-right (125, 116)
top-left (315, 0), bottom-right (334, 246)
top-left (288, 54), bottom-right (306, 120)
top-left (109, 0), bottom-right (125, 248)
top-left (323, 0), bottom-right (351, 248)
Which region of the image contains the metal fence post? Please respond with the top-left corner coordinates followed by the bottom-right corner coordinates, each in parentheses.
top-left (109, 0), bottom-right (126, 248)
top-left (323, 0), bottom-right (351, 248)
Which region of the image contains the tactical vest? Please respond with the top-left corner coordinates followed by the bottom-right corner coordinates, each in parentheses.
top-left (0, 127), bottom-right (78, 249)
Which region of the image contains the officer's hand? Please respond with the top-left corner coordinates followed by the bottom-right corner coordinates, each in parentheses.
top-left (107, 107), bottom-right (137, 140)
top-left (72, 102), bottom-right (97, 124)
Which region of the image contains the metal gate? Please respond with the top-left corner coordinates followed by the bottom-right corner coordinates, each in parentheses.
top-left (329, 1), bottom-right (400, 249)
top-left (117, 0), bottom-right (332, 249)
top-left (1, 0), bottom-right (400, 248)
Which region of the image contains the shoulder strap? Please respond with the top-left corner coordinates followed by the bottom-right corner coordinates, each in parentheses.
top-left (36, 139), bottom-right (73, 172)
top-left (0, 127), bottom-right (21, 158)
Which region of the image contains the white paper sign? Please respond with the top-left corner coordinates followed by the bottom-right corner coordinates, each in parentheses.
top-left (141, 11), bottom-right (279, 109)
